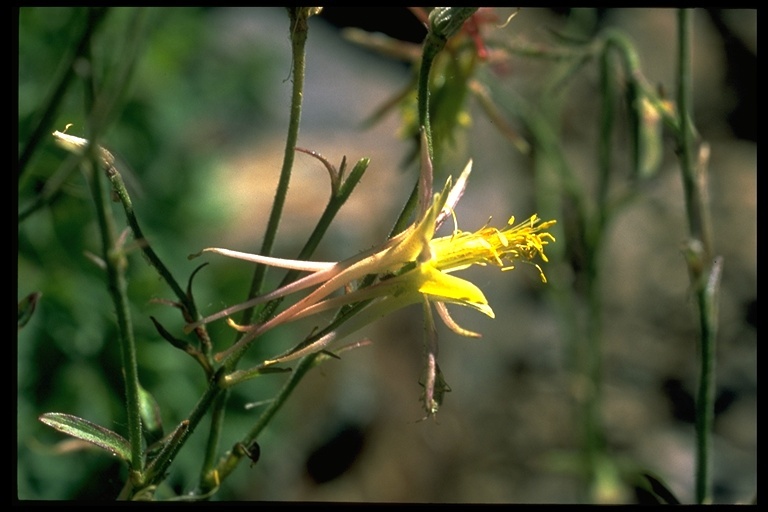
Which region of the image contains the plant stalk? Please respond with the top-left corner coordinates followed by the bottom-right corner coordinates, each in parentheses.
top-left (238, 8), bottom-right (312, 335)
top-left (676, 9), bottom-right (719, 504)
top-left (77, 26), bottom-right (145, 480)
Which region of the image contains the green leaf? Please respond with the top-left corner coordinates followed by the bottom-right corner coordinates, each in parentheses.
top-left (38, 412), bottom-right (131, 462)
top-left (150, 315), bottom-right (192, 352)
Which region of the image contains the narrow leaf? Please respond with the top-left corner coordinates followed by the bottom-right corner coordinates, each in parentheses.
top-left (144, 420), bottom-right (190, 487)
top-left (39, 412), bottom-right (131, 462)
top-left (150, 316), bottom-right (193, 352)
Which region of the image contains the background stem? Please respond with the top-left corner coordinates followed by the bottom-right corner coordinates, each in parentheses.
top-left (675, 9), bottom-right (719, 504)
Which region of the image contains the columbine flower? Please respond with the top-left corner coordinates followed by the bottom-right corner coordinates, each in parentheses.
top-left (187, 133), bottom-right (555, 414)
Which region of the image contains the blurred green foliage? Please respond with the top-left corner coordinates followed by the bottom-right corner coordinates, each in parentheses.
top-left (18, 7), bottom-right (292, 499)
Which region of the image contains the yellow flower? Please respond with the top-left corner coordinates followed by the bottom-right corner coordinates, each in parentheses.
top-left (187, 145), bottom-right (556, 374)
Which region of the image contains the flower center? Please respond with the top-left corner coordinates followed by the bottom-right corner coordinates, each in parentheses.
top-left (430, 214), bottom-right (556, 279)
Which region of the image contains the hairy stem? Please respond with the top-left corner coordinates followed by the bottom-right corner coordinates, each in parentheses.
top-left (81, 65), bottom-right (145, 481)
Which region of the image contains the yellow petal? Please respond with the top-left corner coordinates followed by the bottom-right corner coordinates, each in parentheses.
top-left (415, 265), bottom-right (495, 318)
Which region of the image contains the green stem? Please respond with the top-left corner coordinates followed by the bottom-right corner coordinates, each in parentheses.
top-left (677, 11), bottom-right (695, 205)
top-left (597, 46), bottom-right (614, 227)
top-left (211, 298), bottom-right (377, 488)
top-left (521, 40), bottom-right (611, 500)
top-left (677, 10), bottom-right (711, 257)
top-left (238, 8), bottom-right (311, 335)
top-left (196, 7), bottom-right (316, 495)
top-left (211, 352), bottom-right (321, 486)
top-left (417, 44), bottom-right (439, 157)
top-left (417, 7), bottom-right (477, 160)
top-left (84, 116), bottom-right (144, 478)
top-left (694, 260), bottom-right (720, 504)
top-left (258, 158), bottom-right (371, 323)
top-left (142, 379), bottom-right (224, 491)
top-left (106, 155), bottom-right (215, 359)
top-left (76, 28), bottom-right (144, 480)
top-left (91, 158), bottom-right (145, 476)
top-left (676, 9), bottom-right (718, 504)
top-left (106, 166), bottom-right (197, 316)
top-left (198, 390), bottom-right (229, 492)
top-left (583, 229), bottom-right (606, 494)
top-left (574, 43), bottom-right (617, 495)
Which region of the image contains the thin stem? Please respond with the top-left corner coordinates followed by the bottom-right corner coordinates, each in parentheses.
top-left (583, 229), bottom-right (606, 497)
top-left (694, 258), bottom-right (720, 504)
top-left (518, 36), bottom-right (612, 500)
top-left (90, 156), bottom-right (145, 477)
top-left (81, 79), bottom-right (144, 481)
top-left (677, 10), bottom-right (711, 257)
top-left (597, 47), bottom-right (614, 231)
top-left (572, 43), bottom-right (617, 496)
top-left (210, 293), bottom-right (374, 488)
top-left (238, 8), bottom-right (311, 336)
top-left (196, 7), bottom-right (316, 496)
top-left (198, 390), bottom-right (229, 492)
top-left (210, 352), bottom-right (322, 486)
top-left (417, 8), bottom-right (477, 160)
top-left (258, 158), bottom-right (370, 323)
top-left (142, 379), bottom-right (224, 491)
top-left (417, 46), bottom-right (438, 157)
top-left (106, 165), bottom-right (194, 314)
top-left (676, 9), bottom-right (718, 504)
